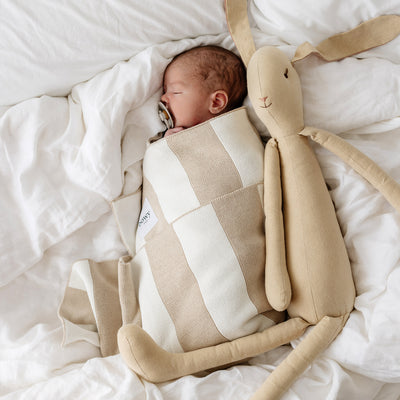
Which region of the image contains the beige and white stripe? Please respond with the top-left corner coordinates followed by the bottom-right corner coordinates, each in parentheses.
top-left (210, 108), bottom-right (264, 187)
top-left (211, 184), bottom-right (267, 314)
top-left (143, 138), bottom-right (200, 224)
top-left (59, 259), bottom-right (122, 357)
top-left (172, 202), bottom-right (274, 341)
top-left (167, 122), bottom-right (243, 205)
top-left (136, 178), bottom-right (229, 351)
top-left (131, 247), bottom-right (184, 353)
top-left (59, 260), bottom-right (100, 349)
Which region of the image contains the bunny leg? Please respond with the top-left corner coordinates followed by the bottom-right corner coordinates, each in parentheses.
top-left (250, 314), bottom-right (349, 400)
top-left (118, 317), bottom-right (310, 383)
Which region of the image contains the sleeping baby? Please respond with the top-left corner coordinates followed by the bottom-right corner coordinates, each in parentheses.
top-left (160, 45), bottom-right (247, 135)
top-left (119, 44), bottom-right (285, 354)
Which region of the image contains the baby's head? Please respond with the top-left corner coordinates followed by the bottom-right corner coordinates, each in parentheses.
top-left (161, 45), bottom-right (247, 132)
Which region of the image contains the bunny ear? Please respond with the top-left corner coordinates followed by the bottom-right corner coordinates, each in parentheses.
top-left (293, 15), bottom-right (400, 63)
top-left (225, 0), bottom-right (255, 67)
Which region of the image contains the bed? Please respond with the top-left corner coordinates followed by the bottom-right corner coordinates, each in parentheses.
top-left (1, 1), bottom-right (400, 399)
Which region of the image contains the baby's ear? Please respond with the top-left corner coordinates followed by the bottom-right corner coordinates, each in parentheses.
top-left (209, 90), bottom-right (228, 115)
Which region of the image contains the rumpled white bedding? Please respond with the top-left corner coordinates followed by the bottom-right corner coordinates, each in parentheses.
top-left (1, 0), bottom-right (400, 399)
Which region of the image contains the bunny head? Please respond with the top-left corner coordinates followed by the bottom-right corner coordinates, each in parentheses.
top-left (247, 46), bottom-right (304, 138)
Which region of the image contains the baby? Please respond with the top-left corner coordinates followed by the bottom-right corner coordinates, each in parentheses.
top-left (160, 45), bottom-right (247, 137)
top-left (116, 44), bottom-right (279, 361)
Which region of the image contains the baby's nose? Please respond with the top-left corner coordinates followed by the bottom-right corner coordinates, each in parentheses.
top-left (161, 93), bottom-right (168, 103)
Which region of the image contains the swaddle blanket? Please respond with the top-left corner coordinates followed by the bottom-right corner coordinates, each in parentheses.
top-left (59, 107), bottom-right (283, 355)
top-left (128, 107), bottom-right (283, 352)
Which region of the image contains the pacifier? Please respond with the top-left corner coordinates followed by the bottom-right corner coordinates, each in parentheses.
top-left (158, 102), bottom-right (174, 130)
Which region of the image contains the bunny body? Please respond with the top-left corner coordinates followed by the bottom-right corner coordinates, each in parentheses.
top-left (249, 47), bottom-right (355, 325)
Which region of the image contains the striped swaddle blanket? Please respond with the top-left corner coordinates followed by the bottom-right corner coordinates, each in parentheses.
top-left (59, 107), bottom-right (283, 356)
top-left (128, 107), bottom-right (282, 352)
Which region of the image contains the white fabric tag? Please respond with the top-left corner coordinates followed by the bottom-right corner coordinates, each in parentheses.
top-left (137, 198), bottom-right (158, 239)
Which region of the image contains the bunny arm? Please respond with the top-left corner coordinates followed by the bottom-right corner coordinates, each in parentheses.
top-left (117, 317), bottom-right (309, 383)
top-left (301, 127), bottom-right (400, 213)
top-left (264, 138), bottom-right (291, 311)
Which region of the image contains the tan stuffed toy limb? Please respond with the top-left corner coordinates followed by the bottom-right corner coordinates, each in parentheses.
top-left (264, 139), bottom-right (291, 311)
top-left (251, 314), bottom-right (348, 400)
top-left (118, 317), bottom-right (309, 383)
top-left (300, 127), bottom-right (400, 212)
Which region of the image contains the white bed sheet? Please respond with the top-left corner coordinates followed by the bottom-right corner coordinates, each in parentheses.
top-left (1, 1), bottom-right (400, 399)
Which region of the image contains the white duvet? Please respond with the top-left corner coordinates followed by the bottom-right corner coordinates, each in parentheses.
top-left (1, 1), bottom-right (400, 399)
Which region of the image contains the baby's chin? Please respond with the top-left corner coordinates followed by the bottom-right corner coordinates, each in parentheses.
top-left (177, 119), bottom-right (208, 129)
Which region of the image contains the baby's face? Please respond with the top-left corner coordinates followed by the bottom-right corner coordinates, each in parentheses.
top-left (161, 61), bottom-right (213, 129)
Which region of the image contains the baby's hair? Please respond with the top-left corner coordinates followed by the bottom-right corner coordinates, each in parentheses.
top-left (166, 45), bottom-right (247, 111)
